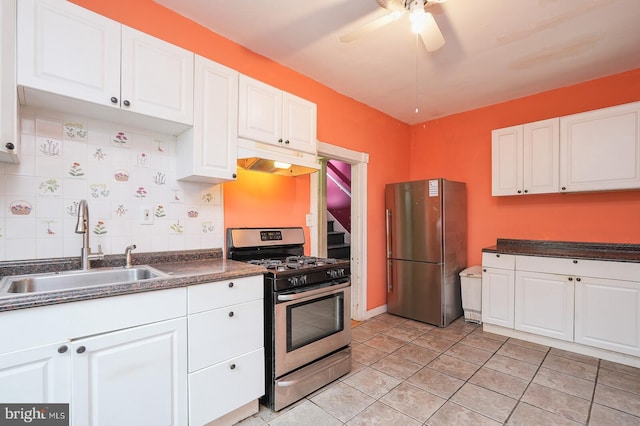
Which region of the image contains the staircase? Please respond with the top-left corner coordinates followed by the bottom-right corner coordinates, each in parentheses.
top-left (327, 219), bottom-right (350, 260)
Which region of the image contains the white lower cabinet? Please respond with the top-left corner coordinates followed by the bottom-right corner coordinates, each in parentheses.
top-left (575, 276), bottom-right (640, 357)
top-left (481, 253), bottom-right (515, 328)
top-left (0, 342), bottom-right (71, 403)
top-left (514, 270), bottom-right (573, 341)
top-left (72, 318), bottom-right (187, 426)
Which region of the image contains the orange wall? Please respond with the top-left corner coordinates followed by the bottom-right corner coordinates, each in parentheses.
top-left (409, 68), bottom-right (640, 267)
top-left (71, 0), bottom-right (411, 310)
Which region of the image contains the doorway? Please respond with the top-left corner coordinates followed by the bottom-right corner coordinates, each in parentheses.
top-left (310, 142), bottom-right (368, 321)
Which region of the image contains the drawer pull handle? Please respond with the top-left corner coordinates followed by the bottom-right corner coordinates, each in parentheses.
top-left (228, 311), bottom-right (234, 317)
top-left (228, 282), bottom-right (234, 288)
top-left (58, 345), bottom-right (68, 354)
top-left (76, 346), bottom-right (86, 354)
top-left (496, 254), bottom-right (500, 258)
top-left (576, 277), bottom-right (581, 282)
top-left (573, 260), bottom-right (578, 264)
top-left (568, 277), bottom-right (573, 281)
top-left (230, 364), bottom-right (236, 370)
top-left (483, 269), bottom-right (487, 273)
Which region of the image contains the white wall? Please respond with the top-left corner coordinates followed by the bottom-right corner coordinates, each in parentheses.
top-left (0, 107), bottom-right (224, 261)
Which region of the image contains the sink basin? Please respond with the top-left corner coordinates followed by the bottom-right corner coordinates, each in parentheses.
top-left (0, 266), bottom-right (168, 295)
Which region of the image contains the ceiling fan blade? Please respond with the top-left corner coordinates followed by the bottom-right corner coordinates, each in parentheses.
top-left (419, 12), bottom-right (445, 52)
top-left (339, 11), bottom-right (404, 43)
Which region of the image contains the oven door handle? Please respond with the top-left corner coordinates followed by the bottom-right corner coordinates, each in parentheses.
top-left (276, 281), bottom-right (350, 302)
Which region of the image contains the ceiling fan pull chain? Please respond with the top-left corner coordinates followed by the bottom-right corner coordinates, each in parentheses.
top-left (415, 33), bottom-right (419, 114)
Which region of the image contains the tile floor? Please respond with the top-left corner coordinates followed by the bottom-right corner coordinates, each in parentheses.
top-left (236, 313), bottom-right (640, 425)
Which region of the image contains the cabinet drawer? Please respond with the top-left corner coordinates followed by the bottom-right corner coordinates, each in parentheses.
top-left (188, 348), bottom-right (265, 426)
top-left (482, 252), bottom-right (515, 269)
top-left (188, 299), bottom-right (263, 372)
top-left (516, 255), bottom-right (640, 281)
top-left (187, 275), bottom-right (263, 314)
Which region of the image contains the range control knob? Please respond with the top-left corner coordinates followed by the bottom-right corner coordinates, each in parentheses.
top-left (327, 268), bottom-right (346, 279)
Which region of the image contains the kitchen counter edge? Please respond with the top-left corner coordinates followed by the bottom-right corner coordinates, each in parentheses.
top-left (482, 238), bottom-right (640, 263)
top-left (0, 254), bottom-right (266, 313)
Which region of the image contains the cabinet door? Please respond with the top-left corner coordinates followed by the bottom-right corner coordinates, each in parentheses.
top-left (188, 348), bottom-right (265, 426)
top-left (282, 92), bottom-right (317, 154)
top-left (0, 0), bottom-right (18, 161)
top-left (560, 101), bottom-right (640, 192)
top-left (523, 118), bottom-right (559, 194)
top-left (575, 276), bottom-right (640, 357)
top-left (481, 266), bottom-right (515, 328)
top-left (121, 26), bottom-right (194, 125)
top-left (238, 74), bottom-right (282, 145)
top-left (0, 342), bottom-right (71, 403)
top-left (514, 271), bottom-right (574, 341)
top-left (177, 55), bottom-right (238, 183)
top-left (17, 0), bottom-right (121, 107)
top-left (491, 125), bottom-right (523, 196)
top-left (71, 318), bottom-right (187, 426)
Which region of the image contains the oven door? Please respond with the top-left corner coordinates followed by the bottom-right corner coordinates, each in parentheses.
top-left (274, 280), bottom-right (351, 377)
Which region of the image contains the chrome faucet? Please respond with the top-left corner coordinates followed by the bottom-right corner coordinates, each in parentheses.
top-left (75, 199), bottom-right (104, 270)
top-left (124, 244), bottom-right (137, 268)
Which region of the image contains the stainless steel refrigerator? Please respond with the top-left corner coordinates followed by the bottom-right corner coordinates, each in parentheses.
top-left (385, 178), bottom-right (467, 327)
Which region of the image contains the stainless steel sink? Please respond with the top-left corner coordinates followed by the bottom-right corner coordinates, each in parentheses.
top-left (0, 266), bottom-right (167, 295)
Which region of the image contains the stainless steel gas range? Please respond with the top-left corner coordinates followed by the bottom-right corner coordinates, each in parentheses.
top-left (227, 227), bottom-right (352, 411)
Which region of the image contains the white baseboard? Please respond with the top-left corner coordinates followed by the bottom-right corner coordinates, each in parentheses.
top-left (365, 304), bottom-right (387, 320)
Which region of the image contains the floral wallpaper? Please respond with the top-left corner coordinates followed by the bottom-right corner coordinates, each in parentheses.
top-left (0, 107), bottom-right (224, 261)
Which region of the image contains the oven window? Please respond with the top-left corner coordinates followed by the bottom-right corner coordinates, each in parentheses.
top-left (287, 293), bottom-right (344, 351)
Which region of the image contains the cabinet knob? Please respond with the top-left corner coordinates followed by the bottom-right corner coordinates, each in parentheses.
top-left (278, 138), bottom-right (283, 143)
top-left (76, 346), bottom-right (86, 354)
top-left (123, 100), bottom-right (131, 107)
top-left (232, 173), bottom-right (237, 179)
top-left (284, 140), bottom-right (290, 144)
top-left (568, 277), bottom-right (573, 281)
top-left (573, 260), bottom-right (578, 264)
top-left (57, 345), bottom-right (68, 354)
top-left (228, 282), bottom-right (234, 288)
top-left (110, 97), bottom-right (118, 104)
top-left (483, 268), bottom-right (487, 273)
top-left (228, 311), bottom-right (234, 317)
top-left (496, 254), bottom-right (500, 258)
top-left (524, 189), bottom-right (528, 193)
top-left (5, 142), bottom-right (14, 151)
top-left (229, 363), bottom-right (236, 370)
top-left (561, 186), bottom-right (567, 191)
top-left (517, 190), bottom-right (522, 194)
top-left (576, 277), bottom-right (581, 282)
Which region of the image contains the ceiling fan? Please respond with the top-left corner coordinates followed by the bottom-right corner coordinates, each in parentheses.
top-left (340, 0), bottom-right (447, 52)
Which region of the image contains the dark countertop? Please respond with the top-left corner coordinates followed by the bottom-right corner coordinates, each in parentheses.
top-left (0, 249), bottom-right (266, 312)
top-left (483, 239), bottom-right (640, 263)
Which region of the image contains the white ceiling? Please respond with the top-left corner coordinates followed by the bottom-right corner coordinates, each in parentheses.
top-left (154, 0), bottom-right (640, 125)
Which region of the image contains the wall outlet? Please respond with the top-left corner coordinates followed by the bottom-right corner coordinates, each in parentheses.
top-left (305, 213), bottom-right (314, 226)
top-left (140, 206), bottom-right (154, 225)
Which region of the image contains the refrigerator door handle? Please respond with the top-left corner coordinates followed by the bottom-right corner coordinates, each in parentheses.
top-left (385, 209), bottom-right (392, 258)
top-left (386, 260), bottom-right (393, 292)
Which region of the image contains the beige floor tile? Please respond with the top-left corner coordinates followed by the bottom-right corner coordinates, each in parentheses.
top-left (363, 334), bottom-right (407, 353)
top-left (382, 324), bottom-right (426, 342)
top-left (371, 354), bottom-right (422, 380)
top-left (484, 354), bottom-right (539, 381)
top-left (600, 359), bottom-right (640, 378)
top-left (542, 354), bottom-right (598, 381)
top-left (345, 401), bottom-right (421, 426)
top-left (352, 342), bottom-right (387, 366)
top-left (460, 333), bottom-right (505, 352)
top-left (351, 324), bottom-right (380, 342)
top-left (407, 366), bottom-right (465, 399)
top-left (533, 367), bottom-right (596, 400)
top-left (445, 342), bottom-right (494, 365)
top-left (426, 401), bottom-right (502, 426)
top-left (373, 313), bottom-right (409, 327)
top-left (342, 366), bottom-right (402, 399)
top-left (429, 354), bottom-right (481, 380)
top-left (341, 360), bottom-right (367, 380)
top-left (521, 383), bottom-right (591, 423)
top-left (589, 403), bottom-right (640, 425)
top-left (362, 317), bottom-right (396, 333)
top-left (497, 342), bottom-right (547, 365)
top-left (507, 337), bottom-right (550, 353)
top-left (428, 326), bottom-right (471, 342)
top-left (392, 343), bottom-right (440, 366)
top-left (549, 347), bottom-right (599, 366)
top-left (507, 402), bottom-right (582, 425)
top-left (469, 366), bottom-right (529, 399)
top-left (268, 400), bottom-right (342, 426)
top-left (451, 383), bottom-right (517, 423)
top-left (380, 382), bottom-right (446, 423)
top-left (598, 366), bottom-right (640, 395)
top-left (402, 319), bottom-right (437, 333)
top-left (412, 334), bottom-right (456, 353)
top-left (447, 318), bottom-right (480, 333)
top-left (594, 382), bottom-right (640, 417)
top-left (471, 327), bottom-right (510, 342)
top-left (310, 381), bottom-right (375, 422)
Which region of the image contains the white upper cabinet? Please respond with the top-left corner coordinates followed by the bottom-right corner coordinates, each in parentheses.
top-left (238, 75), bottom-right (317, 154)
top-left (492, 118), bottom-right (559, 196)
top-left (560, 101), bottom-right (640, 192)
top-left (17, 0), bottom-right (194, 126)
top-left (0, 0), bottom-right (19, 162)
top-left (177, 55), bottom-right (238, 183)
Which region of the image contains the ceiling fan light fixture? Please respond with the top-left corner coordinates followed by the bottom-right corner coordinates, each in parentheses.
top-left (409, 1), bottom-right (428, 34)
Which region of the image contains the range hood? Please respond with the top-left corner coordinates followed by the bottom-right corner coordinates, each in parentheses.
top-left (237, 138), bottom-right (320, 177)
